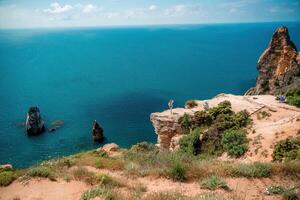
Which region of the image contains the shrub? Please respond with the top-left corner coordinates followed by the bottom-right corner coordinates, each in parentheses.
top-left (266, 185), bottom-right (285, 195)
top-left (272, 136), bottom-right (300, 161)
top-left (178, 113), bottom-right (192, 133)
top-left (72, 167), bottom-right (98, 185)
top-left (283, 190), bottom-right (299, 200)
top-left (286, 87), bottom-right (300, 108)
top-left (179, 128), bottom-right (201, 155)
top-left (129, 142), bottom-right (158, 153)
top-left (0, 171), bottom-right (15, 186)
top-left (201, 127), bottom-right (223, 155)
top-left (167, 162), bottom-right (186, 182)
top-left (257, 111), bottom-right (271, 120)
top-left (27, 166), bottom-right (56, 181)
top-left (286, 88), bottom-right (300, 97)
top-left (230, 162), bottom-right (272, 178)
top-left (144, 192), bottom-right (187, 200)
top-left (200, 175), bottom-right (230, 191)
top-left (193, 110), bottom-right (213, 127)
top-left (232, 110), bottom-right (251, 127)
top-left (81, 187), bottom-right (115, 200)
top-left (208, 101), bottom-right (232, 119)
top-left (222, 129), bottom-right (248, 157)
top-left (97, 173), bottom-right (123, 188)
top-left (287, 96), bottom-right (300, 108)
top-left (185, 100), bottom-right (198, 109)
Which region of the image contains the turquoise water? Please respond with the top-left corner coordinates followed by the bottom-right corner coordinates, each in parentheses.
top-left (1, 22), bottom-right (300, 168)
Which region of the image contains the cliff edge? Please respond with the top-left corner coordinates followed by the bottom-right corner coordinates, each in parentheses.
top-left (150, 94), bottom-right (300, 161)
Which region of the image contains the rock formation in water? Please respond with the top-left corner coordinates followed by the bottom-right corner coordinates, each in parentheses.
top-left (246, 26), bottom-right (300, 95)
top-left (92, 120), bottom-right (104, 142)
top-left (25, 106), bottom-right (45, 135)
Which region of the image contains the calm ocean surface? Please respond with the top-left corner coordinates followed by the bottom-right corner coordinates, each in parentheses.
top-left (1, 22), bottom-right (300, 168)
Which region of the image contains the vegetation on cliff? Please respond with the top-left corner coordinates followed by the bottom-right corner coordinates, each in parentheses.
top-left (286, 87), bottom-right (300, 108)
top-left (272, 136), bottom-right (300, 161)
top-left (178, 101), bottom-right (251, 157)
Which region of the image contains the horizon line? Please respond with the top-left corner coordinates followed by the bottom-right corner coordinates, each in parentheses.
top-left (1, 20), bottom-right (300, 31)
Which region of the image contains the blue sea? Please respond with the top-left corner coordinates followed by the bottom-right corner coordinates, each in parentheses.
top-left (1, 22), bottom-right (300, 168)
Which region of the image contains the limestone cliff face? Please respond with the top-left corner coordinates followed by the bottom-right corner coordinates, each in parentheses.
top-left (246, 26), bottom-right (300, 95)
top-left (150, 94), bottom-right (265, 149)
top-left (150, 110), bottom-right (185, 150)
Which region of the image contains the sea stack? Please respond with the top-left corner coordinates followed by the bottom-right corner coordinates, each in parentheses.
top-left (92, 120), bottom-right (104, 142)
top-left (246, 26), bottom-right (300, 95)
top-left (25, 106), bottom-right (45, 135)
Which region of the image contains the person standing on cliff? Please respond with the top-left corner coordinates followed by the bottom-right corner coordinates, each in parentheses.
top-left (168, 99), bottom-right (174, 114)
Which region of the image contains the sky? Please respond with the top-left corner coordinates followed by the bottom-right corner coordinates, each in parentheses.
top-left (0, 0), bottom-right (299, 29)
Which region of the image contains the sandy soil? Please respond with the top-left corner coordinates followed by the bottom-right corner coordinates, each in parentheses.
top-left (0, 166), bottom-right (290, 200)
top-left (0, 179), bottom-right (88, 200)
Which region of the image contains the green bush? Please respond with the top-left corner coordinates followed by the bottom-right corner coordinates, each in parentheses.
top-left (200, 175), bottom-right (230, 191)
top-left (185, 100), bottom-right (198, 109)
top-left (0, 171), bottom-right (15, 186)
top-left (129, 142), bottom-right (158, 153)
top-left (179, 128), bottom-right (201, 155)
top-left (193, 110), bottom-right (213, 127)
top-left (208, 101), bottom-right (232, 119)
top-left (230, 162), bottom-right (272, 178)
top-left (222, 129), bottom-right (248, 157)
top-left (201, 127), bottom-right (223, 155)
top-left (286, 87), bottom-right (300, 108)
top-left (287, 96), bottom-right (300, 108)
top-left (81, 187), bottom-right (115, 200)
top-left (286, 88), bottom-right (300, 97)
top-left (272, 136), bottom-right (300, 161)
top-left (178, 113), bottom-right (192, 133)
top-left (168, 162), bottom-right (186, 182)
top-left (27, 166), bottom-right (56, 181)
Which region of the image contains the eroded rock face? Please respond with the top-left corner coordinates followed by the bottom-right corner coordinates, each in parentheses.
top-left (150, 108), bottom-right (193, 149)
top-left (246, 26), bottom-right (300, 95)
top-left (25, 106), bottom-right (45, 135)
top-left (92, 120), bottom-right (104, 142)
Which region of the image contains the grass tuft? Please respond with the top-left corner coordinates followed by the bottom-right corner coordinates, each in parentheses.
top-left (200, 175), bottom-right (230, 191)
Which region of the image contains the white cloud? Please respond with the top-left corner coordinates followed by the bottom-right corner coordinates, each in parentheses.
top-left (43, 2), bottom-right (73, 14)
top-left (268, 6), bottom-right (294, 13)
top-left (149, 5), bottom-right (157, 11)
top-left (164, 5), bottom-right (201, 16)
top-left (82, 4), bottom-right (97, 14)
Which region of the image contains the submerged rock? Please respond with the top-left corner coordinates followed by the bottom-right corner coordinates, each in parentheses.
top-left (25, 106), bottom-right (45, 135)
top-left (246, 26), bottom-right (300, 95)
top-left (92, 120), bottom-right (104, 142)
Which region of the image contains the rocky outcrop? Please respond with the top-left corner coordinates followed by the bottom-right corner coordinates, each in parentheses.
top-left (97, 143), bottom-right (120, 153)
top-left (246, 26), bottom-right (300, 95)
top-left (150, 94), bottom-right (300, 150)
top-left (25, 106), bottom-right (45, 135)
top-left (0, 164), bottom-right (13, 170)
top-left (92, 120), bottom-right (104, 142)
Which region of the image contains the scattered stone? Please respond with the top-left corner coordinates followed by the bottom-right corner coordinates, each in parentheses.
top-left (92, 120), bottom-right (104, 142)
top-left (0, 164), bottom-right (13, 170)
top-left (25, 106), bottom-right (45, 135)
top-left (97, 143), bottom-right (120, 153)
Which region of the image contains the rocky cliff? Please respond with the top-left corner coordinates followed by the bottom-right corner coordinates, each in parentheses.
top-left (246, 26), bottom-right (300, 95)
top-left (150, 94), bottom-right (300, 154)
